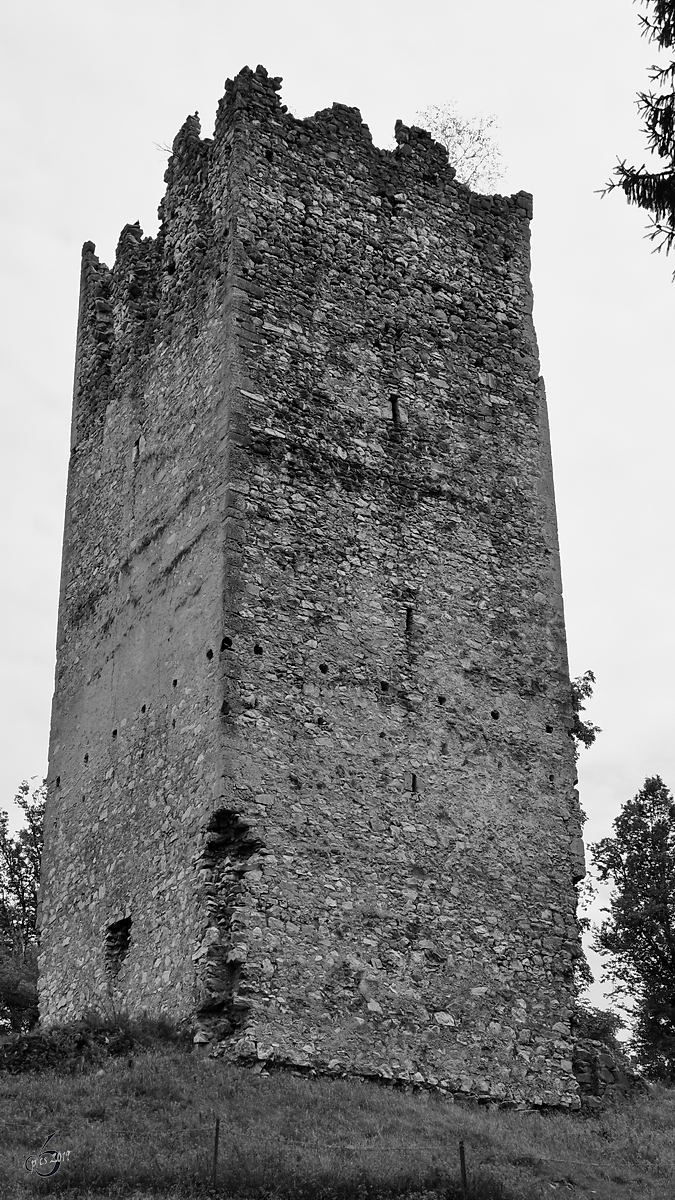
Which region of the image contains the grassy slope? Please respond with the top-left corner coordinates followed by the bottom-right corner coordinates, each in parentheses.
top-left (1, 1048), bottom-right (673, 1200)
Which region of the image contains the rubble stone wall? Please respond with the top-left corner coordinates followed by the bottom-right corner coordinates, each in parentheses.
top-left (573, 1039), bottom-right (649, 1109)
top-left (40, 65), bottom-right (584, 1107)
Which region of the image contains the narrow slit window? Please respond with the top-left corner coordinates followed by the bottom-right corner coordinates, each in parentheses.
top-left (105, 916), bottom-right (132, 977)
top-left (391, 396), bottom-right (401, 430)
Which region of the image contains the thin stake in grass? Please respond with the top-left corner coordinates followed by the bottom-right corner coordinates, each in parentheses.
top-left (459, 1140), bottom-right (468, 1199)
top-left (212, 1115), bottom-right (220, 1188)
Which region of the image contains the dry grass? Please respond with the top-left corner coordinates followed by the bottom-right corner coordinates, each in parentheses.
top-left (1, 1047), bottom-right (674, 1199)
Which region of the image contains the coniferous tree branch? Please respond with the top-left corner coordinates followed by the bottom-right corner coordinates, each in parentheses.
top-left (605, 0), bottom-right (675, 260)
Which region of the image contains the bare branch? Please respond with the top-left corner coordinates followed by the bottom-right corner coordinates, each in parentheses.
top-left (414, 103), bottom-right (504, 193)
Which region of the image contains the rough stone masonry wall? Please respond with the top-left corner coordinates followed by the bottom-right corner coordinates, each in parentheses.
top-left (40, 65), bottom-right (585, 1108)
top-left (39, 117), bottom-right (235, 1023)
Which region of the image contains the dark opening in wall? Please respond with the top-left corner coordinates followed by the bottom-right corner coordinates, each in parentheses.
top-left (112, 729), bottom-right (117, 739)
top-left (491, 710), bottom-right (500, 720)
top-left (166, 260), bottom-right (176, 276)
top-left (141, 704), bottom-right (146, 713)
top-left (172, 679), bottom-right (178, 689)
top-left (380, 681), bottom-right (389, 693)
top-left (220, 637), bottom-right (232, 652)
top-left (411, 773), bottom-right (418, 793)
top-left (390, 396), bottom-right (402, 430)
top-left (55, 776), bottom-right (60, 788)
top-left (319, 663), bottom-right (328, 674)
top-left (221, 700), bottom-right (231, 716)
top-left (105, 916), bottom-right (131, 977)
top-left (438, 695), bottom-right (446, 705)
top-left (405, 607), bottom-right (414, 635)
top-left (440, 742), bottom-right (448, 755)
top-left (546, 724), bottom-right (554, 733)
top-left (254, 644), bottom-right (263, 655)
top-left (83, 753), bottom-right (89, 764)
top-left (378, 189), bottom-right (402, 217)
top-left (206, 649), bottom-right (214, 660)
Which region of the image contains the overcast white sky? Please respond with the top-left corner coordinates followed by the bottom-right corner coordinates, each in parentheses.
top-left (1, 0), bottom-right (673, 1006)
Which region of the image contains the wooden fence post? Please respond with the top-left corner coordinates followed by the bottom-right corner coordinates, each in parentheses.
top-left (459, 1140), bottom-right (468, 1199)
top-left (212, 1115), bottom-right (220, 1189)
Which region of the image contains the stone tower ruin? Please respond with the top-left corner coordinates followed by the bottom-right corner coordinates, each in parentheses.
top-left (39, 65), bottom-right (586, 1107)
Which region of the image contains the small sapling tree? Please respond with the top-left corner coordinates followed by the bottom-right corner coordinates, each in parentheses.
top-left (570, 670), bottom-right (601, 759)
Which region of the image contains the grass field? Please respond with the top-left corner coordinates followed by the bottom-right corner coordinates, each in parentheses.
top-left (1, 1044), bottom-right (673, 1200)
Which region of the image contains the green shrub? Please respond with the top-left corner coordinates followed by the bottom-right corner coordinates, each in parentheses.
top-left (572, 1002), bottom-right (625, 1052)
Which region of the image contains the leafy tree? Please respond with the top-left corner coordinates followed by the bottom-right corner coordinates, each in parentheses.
top-left (590, 775), bottom-right (675, 1079)
top-left (632, 986), bottom-right (675, 1076)
top-left (415, 102), bottom-right (503, 191)
top-left (0, 953), bottom-right (38, 1034)
top-left (0, 780), bottom-right (45, 1032)
top-left (605, 0), bottom-right (675, 257)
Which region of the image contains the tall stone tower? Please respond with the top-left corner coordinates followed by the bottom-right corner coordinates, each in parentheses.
top-left (39, 65), bottom-right (585, 1107)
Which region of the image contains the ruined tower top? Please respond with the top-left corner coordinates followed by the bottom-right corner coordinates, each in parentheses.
top-left (40, 65), bottom-right (584, 1108)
